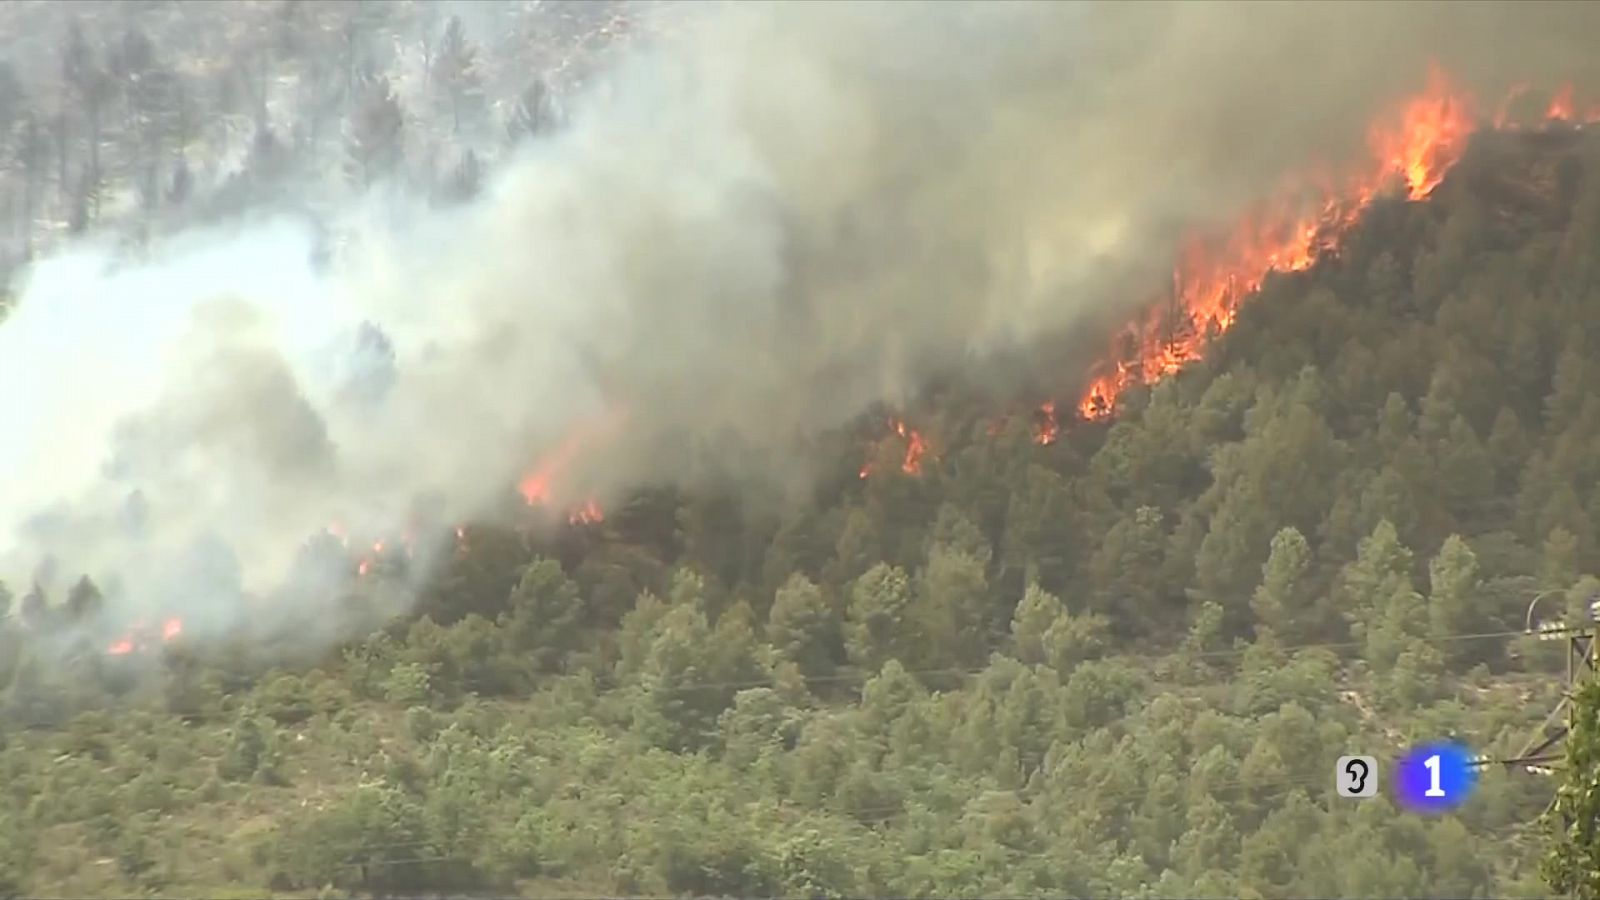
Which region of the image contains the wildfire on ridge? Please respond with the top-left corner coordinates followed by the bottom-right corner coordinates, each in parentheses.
top-left (1075, 72), bottom-right (1599, 422)
top-left (106, 616), bottom-right (184, 656)
top-left (860, 418), bottom-right (929, 479)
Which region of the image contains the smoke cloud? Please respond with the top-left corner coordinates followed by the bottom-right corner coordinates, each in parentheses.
top-left (2, 0), bottom-right (1597, 653)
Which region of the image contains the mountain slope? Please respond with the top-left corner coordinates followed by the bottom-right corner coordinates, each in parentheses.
top-left (4, 125), bottom-right (1600, 900)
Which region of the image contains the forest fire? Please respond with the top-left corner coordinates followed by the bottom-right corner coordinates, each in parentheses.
top-left (860, 418), bottom-right (929, 479)
top-left (1074, 73), bottom-right (1599, 422)
top-left (452, 72), bottom-right (1592, 499)
top-left (106, 617), bottom-right (184, 656)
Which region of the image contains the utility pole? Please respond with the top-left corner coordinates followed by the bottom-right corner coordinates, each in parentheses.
top-left (1472, 591), bottom-right (1599, 777)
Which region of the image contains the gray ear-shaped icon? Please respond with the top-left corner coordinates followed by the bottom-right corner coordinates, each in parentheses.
top-left (1336, 755), bottom-right (1379, 798)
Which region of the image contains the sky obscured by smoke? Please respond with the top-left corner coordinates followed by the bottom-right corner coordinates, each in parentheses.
top-left (3, 0), bottom-right (1598, 652)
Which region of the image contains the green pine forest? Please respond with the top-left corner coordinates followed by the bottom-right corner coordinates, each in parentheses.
top-left (14, 79), bottom-right (1600, 900)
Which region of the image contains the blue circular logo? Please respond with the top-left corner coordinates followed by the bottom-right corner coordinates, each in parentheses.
top-left (1392, 742), bottom-right (1477, 813)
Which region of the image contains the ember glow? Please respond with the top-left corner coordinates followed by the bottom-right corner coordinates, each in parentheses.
top-left (355, 539), bottom-right (397, 578)
top-left (567, 498), bottom-right (605, 525)
top-left (1075, 71), bottom-right (1600, 422)
top-left (325, 524), bottom-right (408, 578)
top-left (1034, 401), bottom-right (1059, 446)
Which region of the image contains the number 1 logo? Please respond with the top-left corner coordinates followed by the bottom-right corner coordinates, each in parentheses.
top-left (1424, 753), bottom-right (1446, 797)
top-left (1395, 743), bottom-right (1475, 813)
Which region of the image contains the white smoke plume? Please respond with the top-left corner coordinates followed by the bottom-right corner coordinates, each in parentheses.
top-left (2, 0), bottom-right (1597, 655)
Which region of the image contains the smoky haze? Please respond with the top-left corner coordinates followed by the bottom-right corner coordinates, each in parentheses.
top-left (1, 0), bottom-right (1595, 655)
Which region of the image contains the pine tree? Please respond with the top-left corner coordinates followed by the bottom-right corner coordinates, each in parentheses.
top-left (431, 16), bottom-right (482, 135)
top-left (345, 73), bottom-right (404, 188)
top-left (502, 558), bottom-right (581, 673)
top-left (1250, 526), bottom-right (1312, 643)
top-left (64, 576), bottom-right (103, 623)
top-left (767, 572), bottom-right (840, 679)
top-left (507, 78), bottom-right (555, 144)
top-left (1426, 535), bottom-right (1487, 666)
top-left (915, 545), bottom-right (991, 672)
top-left (844, 563), bottom-right (912, 672)
top-left (1011, 582), bottom-right (1064, 666)
top-left (1090, 505), bottom-right (1168, 635)
top-left (1340, 518), bottom-right (1416, 646)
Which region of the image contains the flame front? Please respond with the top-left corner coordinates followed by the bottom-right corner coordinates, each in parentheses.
top-left (1075, 70), bottom-right (1596, 422)
top-left (1369, 64), bottom-right (1476, 201)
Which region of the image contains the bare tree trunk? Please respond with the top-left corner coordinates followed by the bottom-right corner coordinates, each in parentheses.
top-left (87, 104), bottom-right (102, 221)
top-left (54, 109), bottom-right (69, 203)
top-left (21, 163), bottom-right (34, 256)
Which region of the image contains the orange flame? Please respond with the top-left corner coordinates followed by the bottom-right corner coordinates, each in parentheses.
top-left (1074, 67), bottom-right (1589, 422)
top-left (106, 616), bottom-right (185, 656)
top-left (898, 421), bottom-right (927, 475)
top-left (860, 418), bottom-right (929, 478)
top-left (518, 462), bottom-right (563, 506)
top-left (1369, 64), bottom-right (1476, 201)
top-left (517, 410), bottom-right (628, 507)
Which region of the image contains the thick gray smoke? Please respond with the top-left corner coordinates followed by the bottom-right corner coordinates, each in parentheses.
top-left (2, 0), bottom-right (1597, 654)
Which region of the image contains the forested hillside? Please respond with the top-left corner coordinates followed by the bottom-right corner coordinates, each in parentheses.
top-left (4, 105), bottom-right (1600, 898)
top-left (0, 0), bottom-right (632, 281)
top-left (9, 4), bottom-right (1600, 899)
